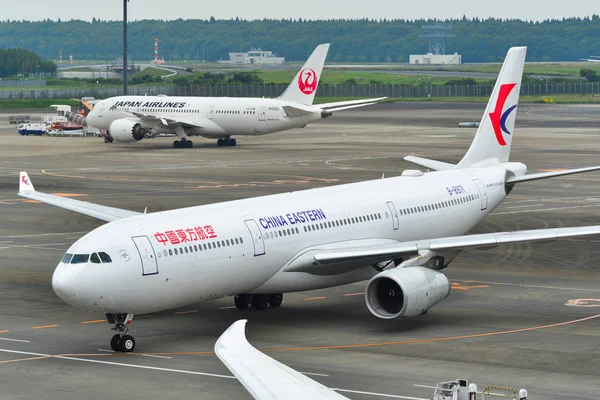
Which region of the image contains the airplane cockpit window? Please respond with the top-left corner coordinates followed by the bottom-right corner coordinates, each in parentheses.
top-left (71, 254), bottom-right (90, 264)
top-left (98, 252), bottom-right (113, 263)
top-left (61, 253), bottom-right (73, 264)
top-left (90, 253), bottom-right (101, 264)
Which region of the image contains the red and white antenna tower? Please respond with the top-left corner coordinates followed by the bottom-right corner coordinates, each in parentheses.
top-left (154, 37), bottom-right (159, 62)
top-left (152, 37), bottom-right (164, 64)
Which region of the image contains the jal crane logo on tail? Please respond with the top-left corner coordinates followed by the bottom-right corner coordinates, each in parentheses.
top-left (298, 68), bottom-right (318, 95)
top-left (489, 83), bottom-right (517, 146)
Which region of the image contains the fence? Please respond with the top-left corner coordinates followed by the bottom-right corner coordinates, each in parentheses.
top-left (1, 82), bottom-right (599, 100)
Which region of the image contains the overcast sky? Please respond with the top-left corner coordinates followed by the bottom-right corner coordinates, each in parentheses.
top-left (0, 0), bottom-right (596, 22)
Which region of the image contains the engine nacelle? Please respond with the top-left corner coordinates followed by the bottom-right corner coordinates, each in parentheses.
top-left (108, 118), bottom-right (148, 142)
top-left (365, 267), bottom-right (450, 319)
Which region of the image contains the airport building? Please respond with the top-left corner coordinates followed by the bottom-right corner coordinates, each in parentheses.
top-left (409, 53), bottom-right (462, 65)
top-left (225, 49), bottom-right (285, 65)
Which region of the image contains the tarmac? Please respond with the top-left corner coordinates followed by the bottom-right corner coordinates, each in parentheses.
top-left (0, 102), bottom-right (599, 399)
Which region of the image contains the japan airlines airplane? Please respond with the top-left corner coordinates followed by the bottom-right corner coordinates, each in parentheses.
top-left (19, 46), bottom-right (600, 354)
top-left (85, 43), bottom-right (385, 148)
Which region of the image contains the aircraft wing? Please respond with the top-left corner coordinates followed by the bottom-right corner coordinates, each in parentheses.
top-left (285, 226), bottom-right (600, 274)
top-left (18, 172), bottom-right (141, 223)
top-left (215, 320), bottom-right (348, 400)
top-left (126, 111), bottom-right (204, 128)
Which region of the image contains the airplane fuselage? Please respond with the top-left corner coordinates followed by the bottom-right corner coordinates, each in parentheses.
top-left (53, 166), bottom-right (507, 314)
top-left (86, 96), bottom-right (323, 139)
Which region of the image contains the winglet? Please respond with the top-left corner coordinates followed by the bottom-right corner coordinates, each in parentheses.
top-left (19, 172), bottom-right (35, 193)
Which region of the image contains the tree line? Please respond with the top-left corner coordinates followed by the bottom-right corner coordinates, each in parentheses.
top-left (0, 48), bottom-right (57, 78)
top-left (0, 17), bottom-right (599, 64)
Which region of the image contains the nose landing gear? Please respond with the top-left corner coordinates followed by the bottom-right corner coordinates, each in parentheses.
top-left (107, 313), bottom-right (136, 353)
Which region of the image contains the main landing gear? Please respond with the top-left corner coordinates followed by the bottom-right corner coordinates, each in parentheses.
top-left (217, 137), bottom-right (236, 147)
top-left (234, 293), bottom-right (283, 309)
top-left (107, 313), bottom-right (136, 353)
top-left (173, 138), bottom-right (193, 148)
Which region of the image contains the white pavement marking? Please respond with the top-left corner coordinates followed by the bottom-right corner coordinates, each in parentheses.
top-left (97, 349), bottom-right (171, 359)
top-left (333, 388), bottom-right (428, 399)
top-left (505, 203), bottom-right (544, 209)
top-left (0, 348), bottom-right (234, 379)
top-left (466, 280), bottom-right (600, 293)
top-left (0, 243), bottom-right (72, 250)
top-left (138, 353), bottom-right (172, 359)
top-left (0, 338), bottom-right (31, 343)
top-left (0, 232), bottom-right (87, 239)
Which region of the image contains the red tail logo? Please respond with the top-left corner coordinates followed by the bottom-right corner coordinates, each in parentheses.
top-left (489, 83), bottom-right (517, 146)
top-left (298, 68), bottom-right (318, 95)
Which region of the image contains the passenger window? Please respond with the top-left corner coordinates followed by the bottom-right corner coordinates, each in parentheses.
top-left (174, 248), bottom-right (179, 255)
top-left (90, 253), bottom-right (101, 264)
top-left (203, 244), bottom-right (207, 250)
top-left (99, 252), bottom-right (112, 263)
top-left (61, 253), bottom-right (73, 264)
top-left (240, 237), bottom-right (243, 244)
top-left (71, 254), bottom-right (89, 264)
top-left (194, 245), bottom-right (198, 252)
top-left (163, 250), bottom-right (168, 257)
top-left (169, 249), bottom-right (173, 256)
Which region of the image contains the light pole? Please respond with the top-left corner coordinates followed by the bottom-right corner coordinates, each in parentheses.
top-left (123, 0), bottom-right (129, 95)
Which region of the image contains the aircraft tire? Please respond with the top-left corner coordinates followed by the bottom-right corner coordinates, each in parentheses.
top-left (119, 335), bottom-right (136, 352)
top-left (186, 140), bottom-right (193, 148)
top-left (230, 138), bottom-right (237, 147)
top-left (110, 334), bottom-right (121, 352)
top-left (173, 140), bottom-right (180, 148)
top-left (217, 138), bottom-right (223, 147)
top-left (268, 293), bottom-right (283, 308)
top-left (250, 294), bottom-right (269, 310)
top-left (234, 294), bottom-right (251, 309)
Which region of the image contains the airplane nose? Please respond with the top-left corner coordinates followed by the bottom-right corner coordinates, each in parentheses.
top-left (52, 264), bottom-right (81, 302)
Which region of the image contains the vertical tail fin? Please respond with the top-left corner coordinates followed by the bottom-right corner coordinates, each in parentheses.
top-left (277, 43), bottom-right (330, 106)
top-left (457, 47), bottom-right (527, 168)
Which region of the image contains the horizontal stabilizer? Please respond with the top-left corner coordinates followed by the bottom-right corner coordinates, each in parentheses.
top-left (507, 165), bottom-right (600, 184)
top-left (404, 156), bottom-right (456, 171)
top-left (317, 97), bottom-right (386, 109)
top-left (215, 320), bottom-right (347, 400)
top-left (282, 105), bottom-right (316, 118)
top-left (325, 102), bottom-right (378, 112)
top-left (18, 172), bottom-right (140, 222)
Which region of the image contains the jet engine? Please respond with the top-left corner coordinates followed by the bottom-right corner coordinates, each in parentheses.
top-left (108, 118), bottom-right (149, 142)
top-left (365, 267), bottom-right (450, 319)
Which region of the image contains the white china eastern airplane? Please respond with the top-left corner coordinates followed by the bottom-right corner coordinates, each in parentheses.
top-left (85, 43), bottom-right (385, 148)
top-left (19, 46), bottom-right (600, 354)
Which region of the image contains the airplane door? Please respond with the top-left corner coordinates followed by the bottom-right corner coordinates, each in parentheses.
top-left (132, 236), bottom-right (159, 275)
top-left (244, 219), bottom-right (265, 256)
top-left (473, 178), bottom-right (488, 210)
top-left (97, 105), bottom-right (105, 118)
top-left (386, 201), bottom-right (399, 230)
top-left (208, 105), bottom-right (215, 119)
top-left (258, 107), bottom-right (266, 121)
